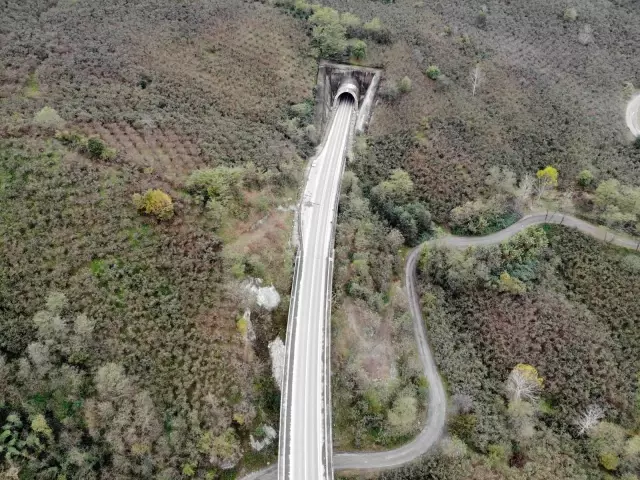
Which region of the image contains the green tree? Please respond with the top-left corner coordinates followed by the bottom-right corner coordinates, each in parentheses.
top-left (87, 137), bottom-right (106, 159)
top-left (309, 6), bottom-right (339, 26)
top-left (33, 106), bottom-right (65, 129)
top-left (387, 394), bottom-right (418, 436)
top-left (425, 65), bottom-right (440, 80)
top-left (588, 421), bottom-right (627, 469)
top-left (186, 167), bottom-right (244, 206)
top-left (498, 271), bottom-right (526, 294)
top-left (600, 451), bottom-right (620, 471)
top-left (312, 22), bottom-right (347, 58)
top-left (577, 169), bottom-right (595, 187)
top-left (372, 169), bottom-right (414, 204)
top-left (350, 39), bottom-right (366, 60)
top-left (594, 179), bottom-right (621, 208)
top-left (211, 429), bottom-right (241, 468)
top-left (30, 414), bottom-right (53, 439)
top-left (363, 17), bottom-right (382, 34)
top-left (340, 12), bottom-right (361, 28)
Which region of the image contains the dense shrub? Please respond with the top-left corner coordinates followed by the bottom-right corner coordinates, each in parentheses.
top-left (397, 76), bottom-right (412, 94)
top-left (1, 0), bottom-right (316, 172)
top-left (33, 106), bottom-right (65, 129)
top-left (369, 169), bottom-right (433, 245)
top-left (592, 179), bottom-right (640, 235)
top-left (186, 167), bottom-right (244, 206)
top-left (425, 65), bottom-right (440, 80)
top-left (350, 39), bottom-right (367, 60)
top-left (331, 171), bottom-right (424, 449)
top-left (132, 189), bottom-right (175, 220)
top-left (0, 140), bottom-right (283, 477)
top-left (450, 197), bottom-right (517, 235)
top-left (55, 130), bottom-right (117, 161)
top-left (312, 22), bottom-right (347, 58)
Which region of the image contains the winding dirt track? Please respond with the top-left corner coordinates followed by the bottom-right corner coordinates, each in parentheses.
top-left (241, 212), bottom-right (640, 480)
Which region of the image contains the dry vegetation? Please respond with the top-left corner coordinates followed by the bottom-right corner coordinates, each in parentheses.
top-left (375, 226), bottom-right (640, 479)
top-left (328, 0), bottom-right (640, 223)
top-left (331, 170), bottom-right (428, 450)
top-left (0, 0), bottom-right (318, 478)
top-left (2, 0), bottom-right (640, 477)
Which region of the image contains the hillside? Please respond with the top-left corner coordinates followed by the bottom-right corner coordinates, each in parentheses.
top-left (1, 0), bottom-right (640, 479)
top-left (0, 0), bottom-right (316, 478)
top-left (375, 225), bottom-right (640, 479)
top-left (331, 0), bottom-right (640, 221)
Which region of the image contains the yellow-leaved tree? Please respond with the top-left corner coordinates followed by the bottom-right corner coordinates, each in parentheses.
top-left (132, 189), bottom-right (174, 220)
top-left (535, 165), bottom-right (559, 200)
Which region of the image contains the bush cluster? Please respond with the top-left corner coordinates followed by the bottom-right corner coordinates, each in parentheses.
top-left (55, 130), bottom-right (117, 161)
top-left (280, 1), bottom-right (390, 60)
top-left (367, 169), bottom-right (432, 245)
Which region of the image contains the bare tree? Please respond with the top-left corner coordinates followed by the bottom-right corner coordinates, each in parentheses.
top-left (506, 366), bottom-right (541, 402)
top-left (451, 393), bottom-right (474, 415)
top-left (470, 64), bottom-right (482, 96)
top-left (516, 173), bottom-right (534, 210)
top-left (574, 404), bottom-right (605, 436)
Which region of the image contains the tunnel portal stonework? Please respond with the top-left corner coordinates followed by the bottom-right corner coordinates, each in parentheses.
top-left (313, 61), bottom-right (381, 136)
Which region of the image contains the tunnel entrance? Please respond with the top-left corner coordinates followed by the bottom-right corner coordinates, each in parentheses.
top-left (334, 77), bottom-right (359, 108)
top-left (313, 61), bottom-right (382, 135)
top-left (337, 92), bottom-right (356, 104)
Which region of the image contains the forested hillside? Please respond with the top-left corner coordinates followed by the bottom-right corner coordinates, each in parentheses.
top-left (374, 226), bottom-right (640, 479)
top-left (2, 0), bottom-right (639, 478)
top-left (0, 0), bottom-right (317, 478)
top-left (325, 0), bottom-right (640, 222)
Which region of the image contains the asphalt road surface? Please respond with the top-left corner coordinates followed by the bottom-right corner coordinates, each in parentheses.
top-left (278, 96), bottom-right (355, 480)
top-left (243, 211), bottom-right (639, 480)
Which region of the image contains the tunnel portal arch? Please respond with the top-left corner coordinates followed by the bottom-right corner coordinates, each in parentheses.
top-left (334, 78), bottom-right (359, 109)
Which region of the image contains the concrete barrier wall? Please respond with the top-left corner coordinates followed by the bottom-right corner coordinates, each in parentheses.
top-left (313, 61), bottom-right (381, 138)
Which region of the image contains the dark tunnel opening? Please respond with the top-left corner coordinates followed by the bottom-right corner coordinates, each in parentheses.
top-left (337, 91), bottom-right (357, 104)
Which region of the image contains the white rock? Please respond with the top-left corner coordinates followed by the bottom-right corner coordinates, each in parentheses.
top-left (269, 337), bottom-right (286, 390)
top-left (257, 285), bottom-right (281, 310)
top-left (242, 278), bottom-right (281, 311)
top-left (250, 425), bottom-right (278, 451)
